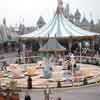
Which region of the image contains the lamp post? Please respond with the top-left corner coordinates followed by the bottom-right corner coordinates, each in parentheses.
top-left (70, 54), bottom-right (75, 87)
top-left (0, 80), bottom-right (1, 88)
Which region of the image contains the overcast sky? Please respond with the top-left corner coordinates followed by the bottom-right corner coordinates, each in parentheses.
top-left (0, 0), bottom-right (100, 26)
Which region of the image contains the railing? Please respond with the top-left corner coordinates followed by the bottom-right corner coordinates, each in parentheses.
top-left (0, 54), bottom-right (100, 89)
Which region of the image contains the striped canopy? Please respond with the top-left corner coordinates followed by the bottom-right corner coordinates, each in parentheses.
top-left (19, 0), bottom-right (99, 40)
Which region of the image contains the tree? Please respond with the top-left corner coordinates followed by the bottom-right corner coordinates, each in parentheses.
top-left (74, 9), bottom-right (81, 25)
top-left (37, 16), bottom-right (46, 29)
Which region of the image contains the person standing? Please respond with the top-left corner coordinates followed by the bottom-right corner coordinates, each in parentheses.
top-left (27, 75), bottom-right (32, 89)
top-left (25, 94), bottom-right (31, 100)
top-left (18, 48), bottom-right (21, 56)
top-left (57, 97), bottom-right (62, 100)
top-left (44, 89), bottom-right (49, 100)
top-left (2, 61), bottom-right (7, 71)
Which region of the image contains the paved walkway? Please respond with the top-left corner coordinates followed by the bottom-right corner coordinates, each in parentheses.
top-left (0, 52), bottom-right (18, 64)
top-left (19, 86), bottom-right (100, 100)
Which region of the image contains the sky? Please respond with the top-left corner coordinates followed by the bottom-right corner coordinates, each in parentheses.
top-left (0, 0), bottom-right (100, 27)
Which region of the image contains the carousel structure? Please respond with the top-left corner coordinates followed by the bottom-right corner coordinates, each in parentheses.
top-left (18, 0), bottom-right (99, 54)
top-left (0, 0), bottom-right (100, 91)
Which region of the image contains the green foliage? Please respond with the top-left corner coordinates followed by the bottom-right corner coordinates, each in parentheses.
top-left (9, 80), bottom-right (17, 90)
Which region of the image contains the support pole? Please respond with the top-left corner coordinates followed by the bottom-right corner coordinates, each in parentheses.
top-left (79, 42), bottom-right (82, 63)
top-left (92, 39), bottom-right (95, 53)
top-left (69, 36), bottom-right (72, 53)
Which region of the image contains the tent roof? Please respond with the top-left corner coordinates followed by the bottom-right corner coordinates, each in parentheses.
top-left (20, 14), bottom-right (99, 39)
top-left (0, 35), bottom-right (16, 43)
top-left (39, 38), bottom-right (66, 52)
top-left (19, 0), bottom-right (99, 40)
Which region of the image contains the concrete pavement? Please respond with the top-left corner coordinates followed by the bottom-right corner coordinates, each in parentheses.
top-left (19, 86), bottom-right (100, 100)
top-left (0, 52), bottom-right (18, 64)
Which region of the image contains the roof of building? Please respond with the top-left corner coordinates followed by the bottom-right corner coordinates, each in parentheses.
top-left (0, 25), bottom-right (17, 43)
top-left (39, 38), bottom-right (66, 52)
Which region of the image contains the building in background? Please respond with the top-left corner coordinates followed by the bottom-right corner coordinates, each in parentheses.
top-left (64, 3), bottom-right (99, 32)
